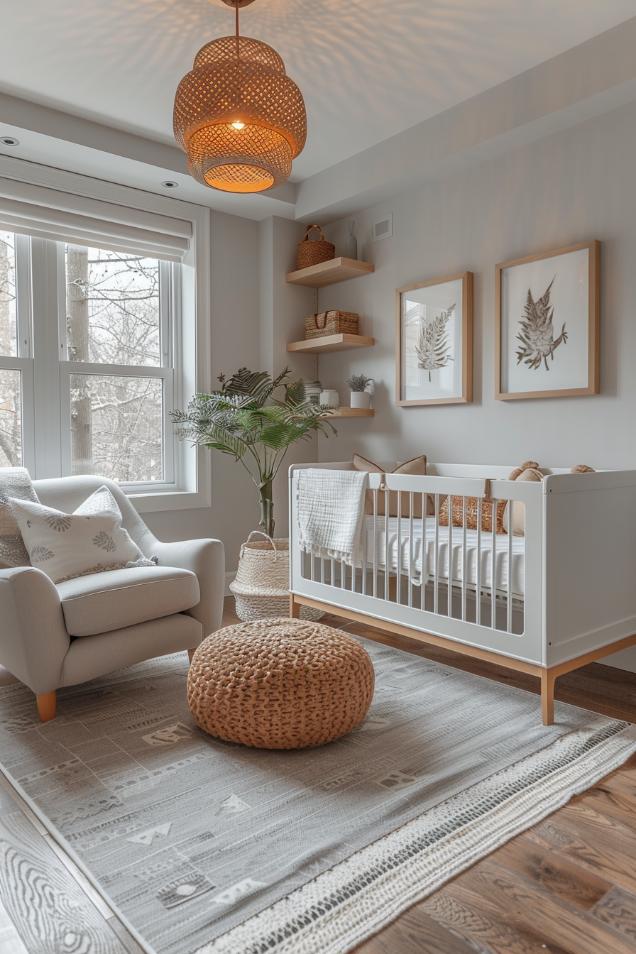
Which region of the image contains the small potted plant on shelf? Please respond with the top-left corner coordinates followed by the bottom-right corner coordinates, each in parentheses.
top-left (346, 374), bottom-right (373, 410)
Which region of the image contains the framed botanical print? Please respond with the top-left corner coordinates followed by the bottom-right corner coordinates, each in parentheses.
top-left (396, 271), bottom-right (473, 406)
top-left (496, 240), bottom-right (600, 400)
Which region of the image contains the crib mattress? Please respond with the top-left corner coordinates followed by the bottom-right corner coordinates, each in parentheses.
top-left (364, 516), bottom-right (526, 599)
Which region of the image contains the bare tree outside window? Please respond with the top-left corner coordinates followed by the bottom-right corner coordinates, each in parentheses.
top-left (0, 231), bottom-right (21, 466)
top-left (65, 246), bottom-right (164, 482)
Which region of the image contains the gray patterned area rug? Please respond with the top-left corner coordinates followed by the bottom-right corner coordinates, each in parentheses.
top-left (0, 638), bottom-right (634, 954)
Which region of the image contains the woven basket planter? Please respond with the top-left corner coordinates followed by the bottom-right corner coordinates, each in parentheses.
top-left (229, 532), bottom-right (323, 622)
top-left (296, 224), bottom-right (335, 270)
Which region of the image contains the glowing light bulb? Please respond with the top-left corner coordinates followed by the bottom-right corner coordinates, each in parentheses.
top-left (231, 120), bottom-right (245, 130)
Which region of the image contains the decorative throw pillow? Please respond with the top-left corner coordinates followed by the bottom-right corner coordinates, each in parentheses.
top-left (439, 494), bottom-right (508, 535)
top-left (0, 467), bottom-right (40, 569)
top-left (352, 453), bottom-right (428, 518)
top-left (439, 460), bottom-right (542, 535)
top-left (9, 485), bottom-right (151, 583)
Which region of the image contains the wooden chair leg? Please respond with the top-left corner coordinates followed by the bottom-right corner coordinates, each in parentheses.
top-left (36, 692), bottom-right (56, 723)
top-left (290, 594), bottom-right (301, 619)
top-left (540, 670), bottom-right (555, 726)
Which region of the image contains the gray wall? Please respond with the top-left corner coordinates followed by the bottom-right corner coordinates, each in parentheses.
top-left (315, 99), bottom-right (636, 670)
top-left (318, 99), bottom-right (636, 468)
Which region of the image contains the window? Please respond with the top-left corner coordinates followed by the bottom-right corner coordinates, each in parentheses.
top-left (0, 233), bottom-right (182, 493)
top-left (61, 245), bottom-right (175, 485)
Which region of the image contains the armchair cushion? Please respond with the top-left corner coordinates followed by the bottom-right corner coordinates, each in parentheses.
top-left (57, 565), bottom-right (200, 637)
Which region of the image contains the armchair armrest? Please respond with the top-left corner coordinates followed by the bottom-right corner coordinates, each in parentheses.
top-left (153, 538), bottom-right (225, 637)
top-left (0, 567), bottom-right (70, 694)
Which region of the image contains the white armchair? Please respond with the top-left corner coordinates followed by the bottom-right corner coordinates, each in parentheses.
top-left (0, 475), bottom-right (225, 721)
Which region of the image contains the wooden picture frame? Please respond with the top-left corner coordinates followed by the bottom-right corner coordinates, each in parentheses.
top-left (396, 271), bottom-right (473, 407)
top-left (496, 240), bottom-right (600, 401)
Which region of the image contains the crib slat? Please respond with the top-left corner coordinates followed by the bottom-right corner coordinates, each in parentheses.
top-left (491, 500), bottom-right (497, 630)
top-left (476, 498), bottom-right (482, 626)
top-left (434, 494), bottom-right (440, 615)
top-left (310, 552), bottom-right (315, 583)
top-left (507, 513), bottom-right (513, 632)
top-left (372, 489), bottom-right (378, 598)
top-left (447, 497), bottom-right (453, 617)
top-left (461, 496), bottom-right (467, 621)
top-left (320, 554), bottom-right (325, 584)
top-left (341, 558), bottom-right (346, 591)
top-left (396, 491), bottom-right (402, 605)
top-left (330, 556), bottom-right (335, 587)
top-left (408, 492), bottom-right (414, 608)
top-left (421, 492), bottom-right (426, 611)
top-left (384, 487), bottom-right (390, 601)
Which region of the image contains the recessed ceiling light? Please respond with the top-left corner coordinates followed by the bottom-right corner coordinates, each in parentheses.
top-left (0, 136), bottom-right (19, 147)
top-left (161, 180), bottom-right (179, 189)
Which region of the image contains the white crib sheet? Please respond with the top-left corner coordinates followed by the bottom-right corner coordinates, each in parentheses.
top-left (364, 516), bottom-right (526, 599)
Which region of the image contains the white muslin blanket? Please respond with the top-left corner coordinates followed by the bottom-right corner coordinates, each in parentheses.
top-left (296, 468), bottom-right (368, 565)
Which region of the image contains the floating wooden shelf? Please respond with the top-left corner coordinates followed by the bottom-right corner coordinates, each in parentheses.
top-left (287, 333), bottom-right (375, 354)
top-left (327, 407), bottom-right (375, 418)
top-left (286, 256), bottom-right (374, 287)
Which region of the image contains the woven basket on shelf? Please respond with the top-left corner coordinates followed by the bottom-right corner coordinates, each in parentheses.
top-left (229, 531), bottom-right (323, 622)
top-left (304, 310), bottom-right (360, 339)
top-left (296, 224), bottom-right (335, 269)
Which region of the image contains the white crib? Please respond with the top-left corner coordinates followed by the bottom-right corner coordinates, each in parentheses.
top-left (289, 461), bottom-right (636, 723)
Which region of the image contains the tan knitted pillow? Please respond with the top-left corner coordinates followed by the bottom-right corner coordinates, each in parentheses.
top-left (352, 453), bottom-right (428, 518)
top-left (438, 495), bottom-right (507, 534)
top-left (439, 460), bottom-right (541, 535)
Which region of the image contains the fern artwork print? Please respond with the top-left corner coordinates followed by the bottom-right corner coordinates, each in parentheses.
top-left (497, 241), bottom-right (600, 400)
top-left (396, 272), bottom-right (473, 406)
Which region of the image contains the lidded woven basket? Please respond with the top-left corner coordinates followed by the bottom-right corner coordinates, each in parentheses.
top-left (296, 224), bottom-right (335, 269)
top-left (229, 531), bottom-right (322, 621)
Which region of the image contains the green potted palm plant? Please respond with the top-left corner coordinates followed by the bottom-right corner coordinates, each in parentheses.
top-left (172, 368), bottom-right (335, 620)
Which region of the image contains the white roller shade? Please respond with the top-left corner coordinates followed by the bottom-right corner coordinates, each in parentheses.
top-left (0, 178), bottom-right (192, 262)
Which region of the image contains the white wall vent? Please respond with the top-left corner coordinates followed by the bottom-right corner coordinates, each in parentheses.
top-left (372, 213), bottom-right (393, 241)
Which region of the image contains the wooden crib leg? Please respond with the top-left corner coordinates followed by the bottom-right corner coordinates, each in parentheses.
top-left (540, 670), bottom-right (555, 726)
top-left (289, 594), bottom-right (301, 619)
top-left (36, 692), bottom-right (56, 723)
top-left (187, 648), bottom-right (196, 664)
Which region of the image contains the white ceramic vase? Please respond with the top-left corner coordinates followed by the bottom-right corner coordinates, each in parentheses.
top-left (350, 391), bottom-right (371, 409)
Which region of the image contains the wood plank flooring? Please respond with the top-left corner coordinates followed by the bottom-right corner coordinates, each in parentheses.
top-left (0, 598), bottom-right (633, 954)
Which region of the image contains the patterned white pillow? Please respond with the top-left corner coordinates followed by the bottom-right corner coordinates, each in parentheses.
top-left (9, 485), bottom-right (151, 583)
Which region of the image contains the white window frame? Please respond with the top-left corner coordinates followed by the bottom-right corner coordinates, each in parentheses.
top-left (0, 160), bottom-right (211, 513)
top-left (0, 233), bottom-right (35, 473)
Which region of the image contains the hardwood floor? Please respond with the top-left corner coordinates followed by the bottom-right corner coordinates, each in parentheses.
top-left (0, 598), bottom-right (633, 954)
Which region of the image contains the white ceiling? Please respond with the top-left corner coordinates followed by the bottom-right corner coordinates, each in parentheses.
top-left (2, 0), bottom-right (636, 182)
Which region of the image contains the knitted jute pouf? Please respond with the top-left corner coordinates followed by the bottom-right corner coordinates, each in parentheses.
top-left (187, 618), bottom-right (375, 749)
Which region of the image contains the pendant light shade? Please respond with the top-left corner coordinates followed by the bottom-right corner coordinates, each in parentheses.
top-left (173, 2), bottom-right (306, 193)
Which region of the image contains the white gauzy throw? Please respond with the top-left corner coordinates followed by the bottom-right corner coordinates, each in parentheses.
top-left (296, 468), bottom-right (368, 564)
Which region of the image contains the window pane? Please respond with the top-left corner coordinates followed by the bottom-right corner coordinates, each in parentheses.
top-left (70, 374), bottom-right (163, 482)
top-left (0, 369), bottom-right (22, 466)
top-left (0, 232), bottom-right (17, 357)
top-left (65, 246), bottom-right (161, 367)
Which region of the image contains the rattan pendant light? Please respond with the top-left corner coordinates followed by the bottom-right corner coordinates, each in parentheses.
top-left (173, 0), bottom-right (306, 193)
